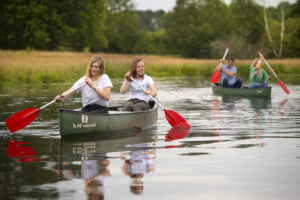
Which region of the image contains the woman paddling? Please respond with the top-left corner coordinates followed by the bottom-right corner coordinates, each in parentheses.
top-left (55, 55), bottom-right (113, 114)
top-left (120, 58), bottom-right (157, 112)
top-left (249, 54), bottom-right (273, 89)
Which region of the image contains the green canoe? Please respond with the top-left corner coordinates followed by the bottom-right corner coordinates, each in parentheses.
top-left (59, 104), bottom-right (158, 137)
top-left (212, 83), bottom-right (271, 98)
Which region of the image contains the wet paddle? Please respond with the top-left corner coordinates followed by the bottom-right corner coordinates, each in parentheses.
top-left (5, 83), bottom-right (86, 133)
top-left (130, 77), bottom-right (190, 128)
top-left (210, 47), bottom-right (230, 84)
top-left (257, 50), bottom-right (290, 94)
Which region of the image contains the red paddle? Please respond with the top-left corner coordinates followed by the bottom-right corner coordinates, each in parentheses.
top-left (210, 47), bottom-right (230, 84)
top-left (257, 50), bottom-right (290, 94)
top-left (130, 77), bottom-right (190, 128)
top-left (5, 83), bottom-right (86, 133)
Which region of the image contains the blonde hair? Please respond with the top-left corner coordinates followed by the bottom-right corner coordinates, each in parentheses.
top-left (85, 55), bottom-right (105, 78)
top-left (129, 58), bottom-right (143, 78)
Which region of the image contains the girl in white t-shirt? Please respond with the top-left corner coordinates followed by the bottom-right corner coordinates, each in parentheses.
top-left (55, 55), bottom-right (113, 114)
top-left (120, 58), bottom-right (157, 111)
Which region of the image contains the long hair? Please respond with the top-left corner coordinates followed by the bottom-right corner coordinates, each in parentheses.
top-left (129, 58), bottom-right (143, 78)
top-left (85, 55), bottom-right (105, 78)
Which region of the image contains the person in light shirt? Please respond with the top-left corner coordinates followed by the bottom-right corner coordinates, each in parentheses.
top-left (120, 58), bottom-right (157, 111)
top-left (215, 57), bottom-right (242, 88)
top-left (55, 55), bottom-right (113, 114)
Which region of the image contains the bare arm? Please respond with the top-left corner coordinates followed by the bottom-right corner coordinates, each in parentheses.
top-left (220, 66), bottom-right (235, 77)
top-left (120, 79), bottom-right (130, 94)
top-left (95, 87), bottom-right (111, 101)
top-left (144, 83), bottom-right (157, 97)
top-left (55, 87), bottom-right (74, 101)
top-left (214, 59), bottom-right (225, 71)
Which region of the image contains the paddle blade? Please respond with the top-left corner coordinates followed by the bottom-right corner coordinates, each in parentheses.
top-left (164, 109), bottom-right (190, 128)
top-left (5, 108), bottom-right (40, 133)
top-left (210, 70), bottom-right (221, 84)
top-left (277, 79), bottom-right (290, 94)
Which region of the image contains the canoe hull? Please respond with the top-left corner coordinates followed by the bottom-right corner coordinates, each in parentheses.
top-left (59, 105), bottom-right (158, 137)
top-left (212, 84), bottom-right (271, 98)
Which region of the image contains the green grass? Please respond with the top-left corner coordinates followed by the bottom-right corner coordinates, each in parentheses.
top-left (0, 50), bottom-right (299, 88)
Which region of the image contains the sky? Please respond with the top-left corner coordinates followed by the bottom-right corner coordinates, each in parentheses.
top-left (132, 0), bottom-right (297, 11)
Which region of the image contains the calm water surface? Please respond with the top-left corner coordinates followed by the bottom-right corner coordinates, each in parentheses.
top-left (1, 77), bottom-right (300, 200)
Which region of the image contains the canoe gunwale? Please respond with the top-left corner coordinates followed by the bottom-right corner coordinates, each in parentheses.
top-left (59, 105), bottom-right (157, 116)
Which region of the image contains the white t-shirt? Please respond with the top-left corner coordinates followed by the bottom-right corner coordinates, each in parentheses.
top-left (129, 75), bottom-right (154, 102)
top-left (73, 74), bottom-right (113, 107)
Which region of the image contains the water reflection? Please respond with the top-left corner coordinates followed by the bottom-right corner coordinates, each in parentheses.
top-left (6, 139), bottom-right (38, 162)
top-left (57, 129), bottom-right (157, 198)
top-left (221, 96), bottom-right (236, 110)
top-left (249, 98), bottom-right (272, 112)
top-left (57, 154), bottom-right (110, 200)
top-left (121, 145), bottom-right (156, 195)
top-left (59, 129), bottom-right (157, 162)
top-left (165, 127), bottom-right (190, 142)
top-left (279, 99), bottom-right (289, 116)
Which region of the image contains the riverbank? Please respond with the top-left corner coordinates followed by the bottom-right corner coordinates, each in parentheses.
top-left (1, 50), bottom-right (300, 87)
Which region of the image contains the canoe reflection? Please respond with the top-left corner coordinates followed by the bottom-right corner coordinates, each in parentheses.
top-left (6, 139), bottom-right (38, 162)
top-left (57, 129), bottom-right (157, 198)
top-left (59, 128), bottom-right (157, 162)
top-left (249, 98), bottom-right (271, 111)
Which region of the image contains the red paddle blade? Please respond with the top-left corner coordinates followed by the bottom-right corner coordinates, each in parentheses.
top-left (277, 79), bottom-right (290, 94)
top-left (164, 109), bottom-right (190, 128)
top-left (5, 108), bottom-right (40, 133)
top-left (210, 70), bottom-right (221, 84)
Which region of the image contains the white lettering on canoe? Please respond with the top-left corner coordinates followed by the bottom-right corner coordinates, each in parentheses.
top-left (82, 115), bottom-right (88, 123)
top-left (72, 123), bottom-right (96, 129)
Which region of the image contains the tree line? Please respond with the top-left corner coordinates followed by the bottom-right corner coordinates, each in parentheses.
top-left (0, 0), bottom-right (299, 58)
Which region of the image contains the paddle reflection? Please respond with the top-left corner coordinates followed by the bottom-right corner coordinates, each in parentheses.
top-left (121, 145), bottom-right (156, 195)
top-left (6, 139), bottom-right (38, 162)
top-left (165, 127), bottom-right (190, 142)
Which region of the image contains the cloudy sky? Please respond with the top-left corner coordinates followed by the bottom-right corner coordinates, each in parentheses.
top-left (132, 0), bottom-right (297, 11)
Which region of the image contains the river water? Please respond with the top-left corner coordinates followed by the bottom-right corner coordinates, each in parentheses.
top-left (0, 77), bottom-right (300, 200)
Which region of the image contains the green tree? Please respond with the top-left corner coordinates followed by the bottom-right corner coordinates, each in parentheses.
top-left (105, 0), bottom-right (139, 53)
top-left (164, 0), bottom-right (229, 58)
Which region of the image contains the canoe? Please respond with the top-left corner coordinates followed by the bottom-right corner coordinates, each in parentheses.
top-left (211, 83), bottom-right (271, 98)
top-left (59, 129), bottom-right (157, 162)
top-left (59, 104), bottom-right (158, 137)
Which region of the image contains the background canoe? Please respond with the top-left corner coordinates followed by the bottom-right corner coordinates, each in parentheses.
top-left (59, 104), bottom-right (158, 137)
top-left (212, 84), bottom-right (271, 98)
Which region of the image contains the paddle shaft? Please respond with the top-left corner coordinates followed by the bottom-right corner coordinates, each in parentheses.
top-left (129, 77), bottom-right (165, 110)
top-left (39, 82), bottom-right (86, 110)
top-left (258, 52), bottom-right (279, 79)
top-left (219, 47), bottom-right (230, 67)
